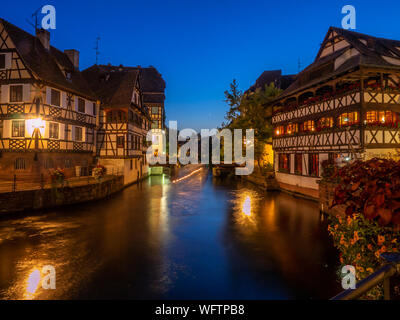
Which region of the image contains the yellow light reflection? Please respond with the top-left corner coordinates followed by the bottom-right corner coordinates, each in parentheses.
top-left (25, 269), bottom-right (41, 300)
top-left (242, 196), bottom-right (251, 216)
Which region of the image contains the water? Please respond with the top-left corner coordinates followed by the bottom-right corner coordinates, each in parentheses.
top-left (0, 168), bottom-right (341, 300)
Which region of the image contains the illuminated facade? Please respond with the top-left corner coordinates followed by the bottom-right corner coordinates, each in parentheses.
top-left (271, 27), bottom-right (400, 193)
top-left (82, 65), bottom-right (151, 185)
top-left (0, 19), bottom-right (97, 181)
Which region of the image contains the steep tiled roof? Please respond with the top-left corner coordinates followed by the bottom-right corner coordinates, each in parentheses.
top-left (0, 18), bottom-right (95, 100)
top-left (81, 65), bottom-right (139, 107)
top-left (278, 26), bottom-right (400, 100)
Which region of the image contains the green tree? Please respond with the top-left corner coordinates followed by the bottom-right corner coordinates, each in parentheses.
top-left (223, 80), bottom-right (282, 171)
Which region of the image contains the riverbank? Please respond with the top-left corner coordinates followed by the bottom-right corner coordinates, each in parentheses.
top-left (0, 175), bottom-right (124, 215)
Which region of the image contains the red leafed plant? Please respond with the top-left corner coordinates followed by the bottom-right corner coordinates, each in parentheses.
top-left (331, 158), bottom-right (400, 229)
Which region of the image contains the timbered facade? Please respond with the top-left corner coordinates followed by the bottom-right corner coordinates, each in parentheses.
top-left (272, 27), bottom-right (400, 193)
top-left (0, 19), bottom-right (97, 181)
top-left (82, 65), bottom-right (151, 185)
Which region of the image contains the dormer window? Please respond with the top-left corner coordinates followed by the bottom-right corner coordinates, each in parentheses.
top-left (0, 54), bottom-right (5, 69)
top-left (65, 72), bottom-right (72, 81)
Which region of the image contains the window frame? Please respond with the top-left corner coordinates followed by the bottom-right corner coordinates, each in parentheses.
top-left (74, 126), bottom-right (83, 142)
top-left (309, 153), bottom-right (319, 177)
top-left (51, 89), bottom-right (61, 107)
top-left (78, 98), bottom-right (85, 113)
top-left (10, 85), bottom-right (23, 103)
top-left (117, 135), bottom-right (125, 148)
top-left (49, 122), bottom-right (59, 139)
top-left (12, 120), bottom-right (25, 138)
top-left (0, 54), bottom-right (5, 69)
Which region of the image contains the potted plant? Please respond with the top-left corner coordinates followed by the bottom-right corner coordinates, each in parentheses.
top-left (92, 164), bottom-right (107, 180)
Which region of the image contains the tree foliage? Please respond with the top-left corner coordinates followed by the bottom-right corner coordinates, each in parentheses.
top-left (223, 79), bottom-right (282, 168)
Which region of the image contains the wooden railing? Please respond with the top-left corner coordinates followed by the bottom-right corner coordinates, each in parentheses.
top-left (272, 89), bottom-right (400, 125)
top-left (0, 103), bottom-right (96, 126)
top-left (0, 138), bottom-right (94, 152)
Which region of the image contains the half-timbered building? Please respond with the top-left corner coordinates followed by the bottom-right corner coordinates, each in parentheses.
top-left (272, 27), bottom-right (400, 195)
top-left (0, 19), bottom-right (97, 181)
top-left (82, 65), bottom-right (151, 185)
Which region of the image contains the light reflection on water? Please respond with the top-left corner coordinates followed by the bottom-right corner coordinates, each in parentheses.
top-left (0, 169), bottom-right (340, 300)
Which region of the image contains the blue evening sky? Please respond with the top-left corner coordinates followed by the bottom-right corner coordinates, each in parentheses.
top-left (2, 0), bottom-right (400, 131)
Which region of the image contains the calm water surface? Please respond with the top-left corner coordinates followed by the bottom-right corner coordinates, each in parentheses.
top-left (0, 168), bottom-right (341, 299)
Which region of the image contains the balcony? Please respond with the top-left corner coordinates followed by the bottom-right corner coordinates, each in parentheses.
top-left (272, 88), bottom-right (400, 125)
top-left (0, 138), bottom-right (94, 153)
top-left (0, 103), bottom-right (96, 126)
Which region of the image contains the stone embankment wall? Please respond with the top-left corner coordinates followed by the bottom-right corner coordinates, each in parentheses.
top-left (0, 176), bottom-right (124, 214)
top-left (318, 180), bottom-right (346, 216)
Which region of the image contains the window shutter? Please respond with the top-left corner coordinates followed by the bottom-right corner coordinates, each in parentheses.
top-left (0, 85), bottom-right (9, 103)
top-left (23, 84), bottom-right (30, 102)
top-left (5, 53), bottom-right (12, 69)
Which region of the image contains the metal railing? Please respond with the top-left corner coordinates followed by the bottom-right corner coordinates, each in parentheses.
top-left (331, 253), bottom-right (400, 300)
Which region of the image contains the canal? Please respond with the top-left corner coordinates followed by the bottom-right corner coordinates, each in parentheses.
top-left (0, 167), bottom-right (341, 300)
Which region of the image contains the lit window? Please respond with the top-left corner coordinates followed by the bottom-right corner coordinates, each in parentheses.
top-left (12, 120), bottom-right (25, 137)
top-left (303, 120), bottom-right (315, 132)
top-left (309, 154), bottom-right (319, 177)
top-left (49, 122), bottom-right (59, 139)
top-left (286, 123), bottom-right (298, 134)
top-left (318, 117), bottom-right (333, 129)
top-left (338, 112), bottom-right (359, 127)
top-left (278, 153), bottom-right (290, 172)
top-left (275, 126), bottom-right (285, 136)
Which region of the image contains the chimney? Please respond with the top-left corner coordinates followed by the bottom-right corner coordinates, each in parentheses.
top-left (36, 28), bottom-right (50, 50)
top-left (64, 49), bottom-right (80, 70)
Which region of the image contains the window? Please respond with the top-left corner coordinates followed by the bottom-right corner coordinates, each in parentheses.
top-left (64, 159), bottom-right (72, 168)
top-left (318, 117), bottom-right (333, 129)
top-left (302, 120), bottom-right (315, 132)
top-left (12, 120), bottom-right (25, 137)
top-left (74, 126), bottom-right (83, 141)
top-left (152, 107), bottom-right (159, 115)
top-left (51, 89), bottom-right (61, 106)
top-left (10, 85), bottom-right (23, 102)
top-left (365, 111), bottom-right (398, 125)
top-left (152, 120), bottom-right (159, 129)
top-left (14, 158), bottom-right (26, 170)
top-left (286, 123), bottom-right (298, 134)
top-left (117, 136), bottom-right (125, 148)
top-left (49, 122), bottom-right (59, 139)
top-left (130, 159), bottom-right (133, 170)
top-left (275, 126), bottom-right (285, 136)
top-left (295, 154), bottom-right (302, 175)
top-left (338, 112), bottom-right (359, 127)
top-left (78, 98), bottom-right (85, 113)
top-left (44, 158), bottom-right (54, 169)
top-left (309, 154), bottom-right (319, 177)
top-left (93, 103), bottom-right (96, 116)
top-left (278, 153), bottom-right (290, 172)
top-left (0, 54), bottom-right (5, 69)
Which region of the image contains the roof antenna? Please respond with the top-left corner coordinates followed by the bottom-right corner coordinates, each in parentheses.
top-left (94, 37), bottom-right (101, 65)
top-left (26, 7), bottom-right (42, 32)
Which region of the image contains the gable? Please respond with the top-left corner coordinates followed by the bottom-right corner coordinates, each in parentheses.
top-left (0, 21), bottom-right (31, 80)
top-left (316, 29), bottom-right (351, 60)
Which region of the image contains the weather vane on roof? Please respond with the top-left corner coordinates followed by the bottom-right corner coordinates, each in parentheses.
top-left (26, 7), bottom-right (42, 32)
